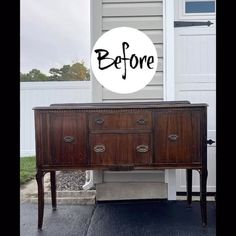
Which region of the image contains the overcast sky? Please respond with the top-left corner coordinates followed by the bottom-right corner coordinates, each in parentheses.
top-left (20, 0), bottom-right (90, 74)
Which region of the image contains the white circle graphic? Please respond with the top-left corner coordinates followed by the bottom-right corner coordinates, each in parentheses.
top-left (91, 27), bottom-right (158, 94)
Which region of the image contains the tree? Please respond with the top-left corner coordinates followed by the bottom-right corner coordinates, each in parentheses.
top-left (49, 62), bottom-right (90, 81)
top-left (20, 69), bottom-right (48, 81)
top-left (20, 61), bottom-right (90, 81)
top-left (68, 62), bottom-right (90, 81)
top-left (48, 68), bottom-right (61, 81)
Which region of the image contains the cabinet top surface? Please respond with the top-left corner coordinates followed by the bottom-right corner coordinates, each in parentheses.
top-left (33, 101), bottom-right (207, 111)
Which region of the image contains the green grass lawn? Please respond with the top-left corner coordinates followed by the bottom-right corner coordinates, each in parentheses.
top-left (20, 156), bottom-right (36, 185)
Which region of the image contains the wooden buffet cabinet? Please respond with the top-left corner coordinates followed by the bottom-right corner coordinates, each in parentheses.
top-left (34, 101), bottom-right (208, 229)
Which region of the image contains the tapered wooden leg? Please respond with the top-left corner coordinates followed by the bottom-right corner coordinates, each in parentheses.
top-left (50, 171), bottom-right (57, 210)
top-left (36, 170), bottom-right (44, 230)
top-left (200, 168), bottom-right (208, 226)
top-left (186, 169), bottom-right (192, 206)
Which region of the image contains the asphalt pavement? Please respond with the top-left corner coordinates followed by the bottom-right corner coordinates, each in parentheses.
top-left (20, 200), bottom-right (216, 236)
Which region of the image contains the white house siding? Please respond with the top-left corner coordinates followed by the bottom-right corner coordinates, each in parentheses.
top-left (91, 0), bottom-right (167, 200)
top-left (20, 81), bottom-right (92, 157)
top-left (101, 0), bottom-right (164, 101)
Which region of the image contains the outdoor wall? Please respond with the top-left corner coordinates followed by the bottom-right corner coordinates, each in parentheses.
top-left (102, 0), bottom-right (164, 101)
top-left (20, 81), bottom-right (92, 157)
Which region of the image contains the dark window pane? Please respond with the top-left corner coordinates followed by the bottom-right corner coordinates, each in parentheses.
top-left (185, 1), bottom-right (215, 13)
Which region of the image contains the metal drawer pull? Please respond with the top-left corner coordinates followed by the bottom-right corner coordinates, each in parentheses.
top-left (95, 118), bottom-right (104, 125)
top-left (168, 134), bottom-right (179, 141)
top-left (136, 119), bottom-right (146, 125)
top-left (94, 145), bottom-right (105, 153)
top-left (136, 145), bottom-right (149, 153)
top-left (64, 136), bottom-right (75, 143)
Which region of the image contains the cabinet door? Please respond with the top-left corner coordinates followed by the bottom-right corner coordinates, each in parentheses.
top-left (154, 109), bottom-right (202, 165)
top-left (50, 112), bottom-right (87, 165)
top-left (90, 134), bottom-right (151, 166)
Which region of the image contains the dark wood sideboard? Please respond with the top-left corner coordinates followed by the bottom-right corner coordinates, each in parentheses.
top-left (34, 101), bottom-right (208, 229)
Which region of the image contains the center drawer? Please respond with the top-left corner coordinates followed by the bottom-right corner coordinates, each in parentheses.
top-left (89, 112), bottom-right (152, 130)
top-left (90, 133), bottom-right (152, 165)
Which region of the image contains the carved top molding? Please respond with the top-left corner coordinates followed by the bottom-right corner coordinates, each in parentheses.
top-left (33, 101), bottom-right (207, 111)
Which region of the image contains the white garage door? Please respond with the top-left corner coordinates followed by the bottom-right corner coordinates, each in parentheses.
top-left (174, 0), bottom-right (216, 192)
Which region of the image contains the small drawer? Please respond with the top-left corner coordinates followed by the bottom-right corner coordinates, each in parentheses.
top-left (89, 112), bottom-right (152, 130)
top-left (90, 133), bottom-right (152, 165)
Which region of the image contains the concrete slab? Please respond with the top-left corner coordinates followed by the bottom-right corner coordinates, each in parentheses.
top-left (96, 182), bottom-right (167, 201)
top-left (20, 173), bottom-right (96, 205)
top-left (20, 174), bottom-right (50, 203)
top-left (177, 195), bottom-right (215, 201)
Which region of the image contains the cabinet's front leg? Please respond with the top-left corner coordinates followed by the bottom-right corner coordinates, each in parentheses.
top-left (50, 171), bottom-right (57, 210)
top-left (186, 169), bottom-right (192, 206)
top-left (36, 170), bottom-right (45, 230)
top-left (200, 168), bottom-right (208, 226)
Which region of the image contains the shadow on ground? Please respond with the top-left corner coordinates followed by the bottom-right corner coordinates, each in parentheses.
top-left (20, 200), bottom-right (216, 236)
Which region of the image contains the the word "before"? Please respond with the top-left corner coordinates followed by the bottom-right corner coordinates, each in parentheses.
top-left (94, 42), bottom-right (154, 80)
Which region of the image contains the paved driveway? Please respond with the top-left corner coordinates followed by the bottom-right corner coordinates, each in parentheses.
top-left (21, 200), bottom-right (216, 236)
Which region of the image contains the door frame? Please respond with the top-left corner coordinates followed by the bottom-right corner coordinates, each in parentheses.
top-left (163, 0), bottom-right (176, 200)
